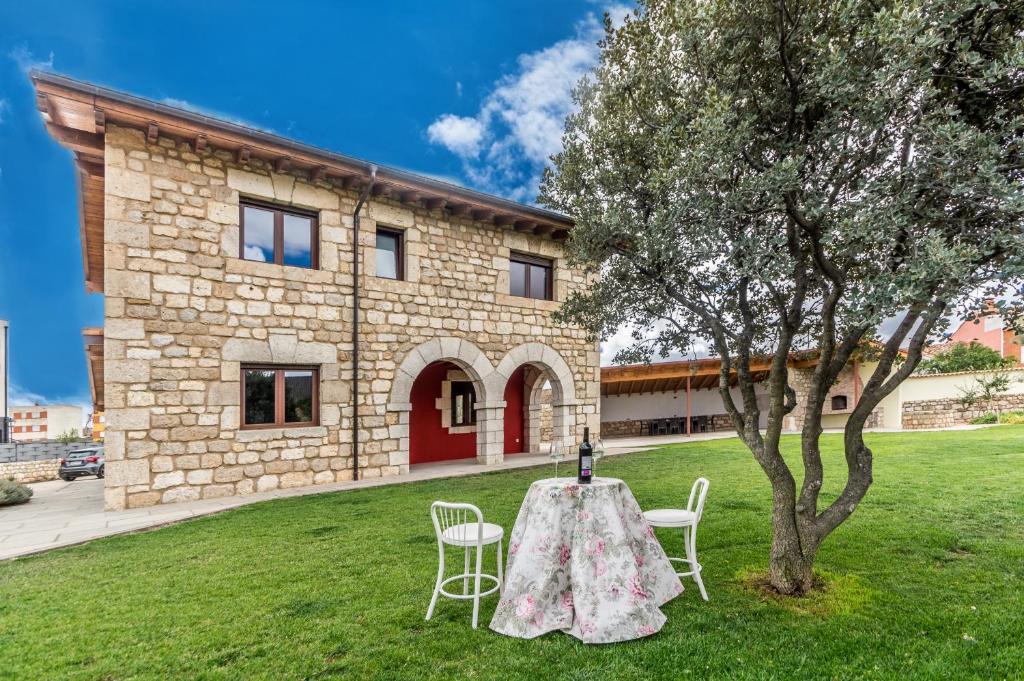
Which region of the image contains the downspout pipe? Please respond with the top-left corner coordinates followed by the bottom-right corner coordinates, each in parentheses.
top-left (350, 165), bottom-right (377, 481)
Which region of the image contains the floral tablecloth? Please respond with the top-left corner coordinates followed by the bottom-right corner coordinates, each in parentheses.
top-left (489, 477), bottom-right (683, 643)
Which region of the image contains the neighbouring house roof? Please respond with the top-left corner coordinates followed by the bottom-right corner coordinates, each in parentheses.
top-left (83, 327), bottom-right (104, 411)
top-left (31, 70), bottom-right (574, 294)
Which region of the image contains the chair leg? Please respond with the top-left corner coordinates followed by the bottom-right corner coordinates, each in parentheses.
top-left (684, 525), bottom-right (709, 601)
top-left (463, 547), bottom-right (470, 595)
top-left (426, 545), bottom-right (445, 621)
top-left (471, 545), bottom-right (484, 629)
top-left (497, 539), bottom-right (504, 596)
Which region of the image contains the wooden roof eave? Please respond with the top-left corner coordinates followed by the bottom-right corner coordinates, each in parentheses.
top-left (32, 71), bottom-right (573, 235)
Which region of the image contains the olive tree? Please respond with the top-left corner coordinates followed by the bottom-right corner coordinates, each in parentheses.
top-left (542, 0), bottom-right (1024, 593)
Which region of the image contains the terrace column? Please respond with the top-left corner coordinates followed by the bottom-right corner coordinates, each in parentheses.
top-left (686, 375), bottom-right (692, 436)
top-left (475, 403), bottom-right (505, 465)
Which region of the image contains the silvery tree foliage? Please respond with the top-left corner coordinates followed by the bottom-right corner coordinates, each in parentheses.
top-left (542, 0), bottom-right (1024, 593)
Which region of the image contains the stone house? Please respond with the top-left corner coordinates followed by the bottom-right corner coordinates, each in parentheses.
top-left (33, 72), bottom-right (600, 510)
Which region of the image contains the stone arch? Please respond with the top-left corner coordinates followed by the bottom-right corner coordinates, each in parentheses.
top-left (491, 343), bottom-right (578, 454)
top-left (387, 337), bottom-right (501, 466)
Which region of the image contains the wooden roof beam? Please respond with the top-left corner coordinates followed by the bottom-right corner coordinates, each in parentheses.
top-left (274, 156), bottom-right (292, 174)
top-left (310, 165), bottom-right (328, 182)
top-left (94, 109), bottom-right (105, 134)
top-left (534, 224), bottom-right (555, 236)
top-left (514, 220), bottom-right (538, 232)
top-left (423, 197), bottom-right (447, 211)
top-left (494, 214), bottom-right (515, 227)
top-left (471, 208), bottom-right (495, 222)
top-left (147, 121), bottom-right (159, 144)
top-left (194, 132), bottom-right (208, 153)
top-left (448, 203), bottom-right (471, 217)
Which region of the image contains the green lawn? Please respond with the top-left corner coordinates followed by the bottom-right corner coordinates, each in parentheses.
top-left (1, 427), bottom-right (1023, 680)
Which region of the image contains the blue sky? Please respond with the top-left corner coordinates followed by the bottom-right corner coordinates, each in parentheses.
top-left (0, 1), bottom-right (629, 412)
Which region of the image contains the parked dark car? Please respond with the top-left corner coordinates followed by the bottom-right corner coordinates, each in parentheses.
top-left (59, 448), bottom-right (105, 481)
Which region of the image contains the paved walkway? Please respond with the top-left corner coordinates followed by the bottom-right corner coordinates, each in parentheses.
top-left (1, 444), bottom-right (656, 562)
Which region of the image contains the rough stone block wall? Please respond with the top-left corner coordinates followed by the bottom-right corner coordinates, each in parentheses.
top-left (786, 364), bottom-right (880, 431)
top-left (0, 459), bottom-right (60, 483)
top-left (901, 393), bottom-right (1024, 429)
top-left (100, 124), bottom-right (599, 510)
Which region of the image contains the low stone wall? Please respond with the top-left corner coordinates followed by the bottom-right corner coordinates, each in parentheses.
top-left (601, 415), bottom-right (734, 438)
top-left (901, 393), bottom-right (1024, 429)
top-left (0, 459), bottom-right (61, 483)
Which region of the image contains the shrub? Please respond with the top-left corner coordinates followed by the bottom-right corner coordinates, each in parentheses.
top-left (0, 478), bottom-right (33, 506)
top-left (970, 413), bottom-right (998, 425)
top-left (999, 411), bottom-right (1024, 425)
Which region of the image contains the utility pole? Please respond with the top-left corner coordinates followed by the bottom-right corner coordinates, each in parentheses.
top-left (0, 320), bottom-right (9, 443)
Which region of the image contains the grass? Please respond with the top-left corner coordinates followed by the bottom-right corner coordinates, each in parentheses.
top-left (1, 427), bottom-right (1023, 680)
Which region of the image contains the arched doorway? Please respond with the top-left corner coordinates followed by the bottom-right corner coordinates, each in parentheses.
top-left (410, 361), bottom-right (480, 464)
top-left (388, 338), bottom-right (494, 467)
top-left (494, 343), bottom-right (577, 456)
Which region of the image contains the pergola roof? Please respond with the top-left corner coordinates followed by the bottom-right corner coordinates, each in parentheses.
top-left (600, 355), bottom-right (819, 397)
top-left (31, 71), bottom-right (574, 293)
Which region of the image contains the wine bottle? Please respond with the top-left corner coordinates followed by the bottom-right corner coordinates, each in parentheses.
top-left (578, 427), bottom-right (593, 484)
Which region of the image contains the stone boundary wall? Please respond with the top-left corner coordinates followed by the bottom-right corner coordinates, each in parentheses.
top-left (0, 441), bottom-right (98, 464)
top-left (0, 459), bottom-right (61, 483)
top-left (901, 393), bottom-right (1024, 429)
top-left (601, 414), bottom-right (734, 438)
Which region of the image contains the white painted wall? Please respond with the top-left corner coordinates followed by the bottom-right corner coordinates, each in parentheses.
top-left (602, 383), bottom-right (770, 428)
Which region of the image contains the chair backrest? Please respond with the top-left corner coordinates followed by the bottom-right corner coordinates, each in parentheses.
top-left (686, 477), bottom-right (710, 523)
top-left (430, 500), bottom-right (485, 546)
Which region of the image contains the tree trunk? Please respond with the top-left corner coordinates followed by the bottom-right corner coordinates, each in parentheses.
top-left (768, 490), bottom-right (816, 594)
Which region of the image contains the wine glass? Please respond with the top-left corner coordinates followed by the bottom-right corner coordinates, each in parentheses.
top-left (549, 441), bottom-right (564, 479)
top-left (592, 436), bottom-right (605, 476)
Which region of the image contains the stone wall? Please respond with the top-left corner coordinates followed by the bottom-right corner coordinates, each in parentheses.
top-left (0, 459), bottom-right (61, 483)
top-left (601, 414), bottom-right (735, 438)
top-left (784, 364), bottom-right (881, 431)
top-left (100, 124), bottom-right (599, 510)
top-left (901, 393), bottom-right (1024, 429)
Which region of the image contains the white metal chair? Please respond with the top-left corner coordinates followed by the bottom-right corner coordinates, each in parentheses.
top-left (643, 477), bottom-right (710, 600)
top-left (426, 501), bottom-right (504, 629)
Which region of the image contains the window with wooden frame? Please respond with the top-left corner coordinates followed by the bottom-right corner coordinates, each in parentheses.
top-left (375, 227), bottom-right (404, 280)
top-left (239, 199), bottom-right (319, 269)
top-left (241, 365), bottom-right (319, 428)
top-left (509, 252), bottom-right (553, 300)
top-left (450, 381), bottom-right (476, 426)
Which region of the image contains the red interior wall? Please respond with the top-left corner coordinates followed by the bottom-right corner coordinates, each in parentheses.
top-left (503, 366), bottom-right (526, 454)
top-left (410, 362), bottom-right (477, 464)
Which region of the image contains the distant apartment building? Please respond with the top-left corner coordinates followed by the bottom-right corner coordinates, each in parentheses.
top-left (10, 404), bottom-right (84, 442)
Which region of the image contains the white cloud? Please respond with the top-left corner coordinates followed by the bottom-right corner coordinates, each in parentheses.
top-left (427, 114), bottom-right (485, 157)
top-left (8, 45), bottom-right (54, 73)
top-left (0, 98), bottom-right (9, 125)
top-left (427, 4), bottom-right (633, 202)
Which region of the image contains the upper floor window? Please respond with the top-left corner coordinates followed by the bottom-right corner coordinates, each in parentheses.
top-left (239, 200), bottom-right (318, 269)
top-left (510, 253), bottom-right (553, 300)
top-left (375, 228), bottom-right (404, 280)
top-left (451, 381), bottom-right (477, 426)
top-left (241, 365), bottom-right (319, 429)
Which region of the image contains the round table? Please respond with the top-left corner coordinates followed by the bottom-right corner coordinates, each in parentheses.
top-left (489, 477), bottom-right (684, 644)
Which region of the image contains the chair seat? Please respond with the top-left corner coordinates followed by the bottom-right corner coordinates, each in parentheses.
top-left (441, 522), bottom-right (504, 547)
top-left (644, 508), bottom-right (697, 528)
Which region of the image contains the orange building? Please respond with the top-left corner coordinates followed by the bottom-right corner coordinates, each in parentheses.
top-left (945, 309), bottom-right (1023, 363)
